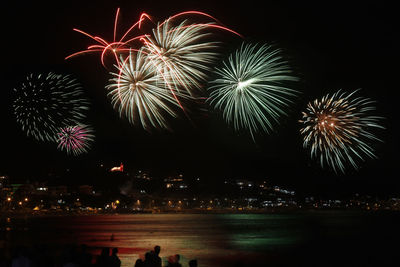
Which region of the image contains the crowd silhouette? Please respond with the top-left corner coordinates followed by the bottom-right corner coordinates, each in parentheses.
top-left (0, 244), bottom-right (197, 267)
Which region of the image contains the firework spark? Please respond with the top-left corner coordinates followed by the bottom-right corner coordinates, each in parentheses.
top-left (57, 125), bottom-right (94, 156)
top-left (65, 8), bottom-right (152, 69)
top-left (140, 11), bottom-right (242, 96)
top-left (299, 89), bottom-right (384, 173)
top-left (13, 73), bottom-right (90, 142)
top-left (67, 9), bottom-right (241, 85)
top-left (207, 43), bottom-right (299, 139)
top-left (140, 20), bottom-right (221, 96)
top-left (106, 49), bottom-right (192, 130)
top-left (67, 9), bottom-right (242, 128)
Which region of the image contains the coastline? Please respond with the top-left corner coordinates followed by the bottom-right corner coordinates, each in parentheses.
top-left (0, 208), bottom-right (392, 219)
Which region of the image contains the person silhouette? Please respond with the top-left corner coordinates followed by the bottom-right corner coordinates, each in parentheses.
top-left (151, 246), bottom-right (161, 267)
top-left (12, 246), bottom-right (32, 267)
top-left (62, 245), bottom-right (79, 267)
top-left (77, 244), bottom-right (92, 267)
top-left (143, 252), bottom-right (153, 266)
top-left (0, 248), bottom-right (9, 267)
top-left (95, 247), bottom-right (110, 267)
top-left (189, 259), bottom-right (197, 267)
top-left (110, 248), bottom-right (121, 267)
top-left (174, 254), bottom-right (182, 267)
top-left (134, 258), bottom-right (144, 267)
top-left (166, 254), bottom-right (182, 267)
top-left (32, 244), bottom-right (54, 267)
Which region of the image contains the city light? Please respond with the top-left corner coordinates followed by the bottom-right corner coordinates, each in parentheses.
top-left (1, 172), bottom-right (398, 213)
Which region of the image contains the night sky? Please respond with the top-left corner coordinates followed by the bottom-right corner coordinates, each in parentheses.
top-left (0, 1), bottom-right (398, 197)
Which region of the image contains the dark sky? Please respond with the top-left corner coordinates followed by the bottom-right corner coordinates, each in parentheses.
top-left (0, 1), bottom-right (398, 197)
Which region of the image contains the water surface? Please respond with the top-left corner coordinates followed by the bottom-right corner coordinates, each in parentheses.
top-left (2, 211), bottom-right (399, 266)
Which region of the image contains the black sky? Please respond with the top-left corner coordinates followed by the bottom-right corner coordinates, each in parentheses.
top-left (0, 1), bottom-right (398, 197)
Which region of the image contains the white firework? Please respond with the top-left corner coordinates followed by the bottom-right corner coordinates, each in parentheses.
top-left (13, 72), bottom-right (90, 142)
top-left (141, 19), bottom-right (220, 96)
top-left (299, 89), bottom-right (385, 173)
top-left (106, 49), bottom-right (191, 131)
top-left (208, 43), bottom-right (299, 139)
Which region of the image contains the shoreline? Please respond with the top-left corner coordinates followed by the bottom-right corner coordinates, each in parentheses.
top-left (1, 208), bottom-right (394, 219)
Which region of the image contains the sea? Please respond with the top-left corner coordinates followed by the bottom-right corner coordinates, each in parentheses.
top-left (1, 211), bottom-right (399, 266)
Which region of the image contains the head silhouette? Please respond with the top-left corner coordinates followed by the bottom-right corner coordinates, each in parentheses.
top-left (81, 244), bottom-right (88, 252)
top-left (154, 245), bottom-right (161, 255)
top-left (135, 258), bottom-right (144, 267)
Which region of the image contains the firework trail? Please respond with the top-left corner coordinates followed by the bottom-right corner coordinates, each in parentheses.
top-left (141, 20), bottom-right (219, 96)
top-left (57, 125), bottom-right (94, 156)
top-left (140, 11), bottom-right (242, 96)
top-left (67, 9), bottom-right (242, 129)
top-left (66, 9), bottom-right (241, 71)
top-left (207, 43), bottom-right (299, 139)
top-left (67, 9), bottom-right (241, 93)
top-left (65, 8), bottom-right (152, 69)
top-left (13, 73), bottom-right (90, 142)
top-left (106, 49), bottom-right (192, 131)
top-left (299, 89), bottom-right (384, 173)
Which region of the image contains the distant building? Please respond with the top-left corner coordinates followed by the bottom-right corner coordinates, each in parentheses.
top-left (235, 179), bottom-right (254, 188)
top-left (164, 174), bottom-right (187, 189)
top-left (135, 170), bottom-right (152, 180)
top-left (110, 163), bottom-right (124, 172)
top-left (35, 186), bottom-right (49, 195)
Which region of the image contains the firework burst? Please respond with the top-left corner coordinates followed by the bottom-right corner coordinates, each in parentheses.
top-left (106, 49), bottom-right (192, 131)
top-left (67, 9), bottom-right (241, 90)
top-left (57, 125), bottom-right (94, 156)
top-left (13, 73), bottom-right (90, 142)
top-left (299, 89), bottom-right (384, 173)
top-left (207, 43), bottom-right (299, 139)
top-left (66, 8), bottom-right (152, 69)
top-left (140, 19), bottom-right (221, 96)
top-left (67, 9), bottom-right (242, 129)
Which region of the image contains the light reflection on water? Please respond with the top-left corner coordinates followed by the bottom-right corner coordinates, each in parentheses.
top-left (2, 213), bottom-right (309, 266)
top-left (9, 212), bottom-right (399, 267)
